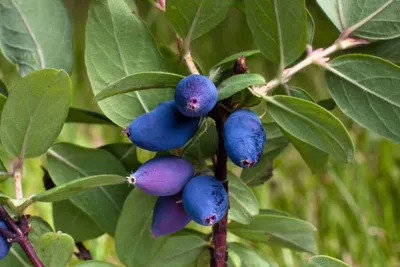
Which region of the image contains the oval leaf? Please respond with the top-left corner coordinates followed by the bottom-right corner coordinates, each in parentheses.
top-left (305, 255), bottom-right (350, 267)
top-left (115, 189), bottom-right (166, 267)
top-left (0, 0), bottom-right (73, 76)
top-left (217, 73), bottom-right (265, 101)
top-left (166, 0), bottom-right (235, 42)
top-left (86, 0), bottom-right (171, 127)
top-left (0, 69), bottom-right (71, 158)
top-left (229, 243), bottom-right (270, 267)
top-left (35, 232), bottom-right (74, 267)
top-left (47, 143), bottom-right (130, 236)
top-left (100, 143), bottom-right (140, 171)
top-left (53, 200), bottom-right (104, 242)
top-left (244, 0), bottom-right (307, 67)
top-left (316, 0), bottom-right (400, 40)
top-left (326, 54), bottom-right (400, 143)
top-left (229, 172), bottom-right (259, 224)
top-left (229, 209), bottom-right (317, 254)
top-left (95, 72), bottom-right (184, 101)
top-left (266, 95), bottom-right (354, 162)
top-left (66, 108), bottom-right (113, 125)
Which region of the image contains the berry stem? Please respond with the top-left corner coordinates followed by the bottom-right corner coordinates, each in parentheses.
top-left (0, 205), bottom-right (44, 267)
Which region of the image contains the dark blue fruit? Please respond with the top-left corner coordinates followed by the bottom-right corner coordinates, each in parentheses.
top-left (0, 220), bottom-right (10, 259)
top-left (182, 175), bottom-right (228, 226)
top-left (152, 193), bottom-right (191, 237)
top-left (128, 155), bottom-right (194, 196)
top-left (224, 109), bottom-right (266, 168)
top-left (174, 74), bottom-right (218, 117)
top-left (126, 101), bottom-right (200, 151)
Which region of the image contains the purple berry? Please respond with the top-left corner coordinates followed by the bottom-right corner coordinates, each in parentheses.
top-left (182, 175), bottom-right (228, 226)
top-left (0, 220), bottom-right (10, 259)
top-left (128, 156), bottom-right (194, 196)
top-left (152, 193), bottom-right (191, 237)
top-left (174, 74), bottom-right (218, 117)
top-left (224, 109), bottom-right (266, 168)
top-left (125, 101), bottom-right (200, 152)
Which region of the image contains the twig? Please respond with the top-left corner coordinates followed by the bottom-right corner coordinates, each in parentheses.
top-left (177, 36), bottom-right (200, 75)
top-left (210, 57), bottom-right (248, 267)
top-left (13, 159), bottom-right (23, 200)
top-left (0, 205), bottom-right (44, 267)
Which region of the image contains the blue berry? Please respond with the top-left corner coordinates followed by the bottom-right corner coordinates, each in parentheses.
top-left (0, 220), bottom-right (10, 259)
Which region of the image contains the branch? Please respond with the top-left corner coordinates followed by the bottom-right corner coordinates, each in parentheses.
top-left (210, 57), bottom-right (248, 267)
top-left (177, 36), bottom-right (200, 75)
top-left (252, 38), bottom-right (369, 96)
top-left (13, 158), bottom-right (23, 200)
top-left (0, 206), bottom-right (44, 267)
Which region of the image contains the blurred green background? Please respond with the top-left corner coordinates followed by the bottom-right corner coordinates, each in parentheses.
top-left (0, 0), bottom-right (399, 266)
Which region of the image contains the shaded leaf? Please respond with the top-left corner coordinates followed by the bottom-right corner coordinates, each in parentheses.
top-left (317, 99), bottom-right (336, 111)
top-left (94, 72), bottom-right (184, 101)
top-left (0, 69), bottom-right (71, 158)
top-left (0, 91), bottom-right (6, 124)
top-left (229, 209), bottom-right (317, 254)
top-left (47, 143), bottom-right (130, 236)
top-left (316, 0), bottom-right (400, 40)
top-left (229, 173), bottom-right (259, 224)
top-left (210, 50), bottom-right (261, 72)
top-left (74, 261), bottom-right (118, 267)
top-left (53, 200), bottom-right (104, 242)
top-left (29, 216), bottom-right (54, 244)
top-left (245, 0), bottom-right (307, 67)
top-left (115, 189), bottom-right (166, 267)
top-left (100, 143), bottom-right (140, 171)
top-left (307, 10), bottom-right (315, 44)
top-left (229, 243), bottom-right (270, 267)
top-left (86, 0), bottom-right (171, 127)
top-left (305, 255), bottom-right (350, 267)
top-left (166, 0), bottom-right (235, 42)
top-left (355, 37), bottom-right (400, 63)
top-left (326, 54), bottom-right (400, 143)
top-left (0, 159), bottom-right (10, 182)
top-left (35, 232), bottom-right (74, 267)
top-left (146, 236), bottom-right (206, 267)
top-left (66, 108), bottom-right (113, 125)
top-left (266, 95), bottom-right (354, 162)
top-left (0, 0), bottom-right (73, 76)
top-left (217, 74), bottom-right (265, 101)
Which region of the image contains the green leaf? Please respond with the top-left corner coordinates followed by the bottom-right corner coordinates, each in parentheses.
top-left (356, 37), bottom-right (400, 63)
top-left (182, 118), bottom-right (217, 162)
top-left (266, 95), bottom-right (354, 162)
top-left (0, 0), bottom-right (73, 76)
top-left (94, 72), bottom-right (184, 101)
top-left (28, 216), bottom-right (54, 244)
top-left (240, 123), bottom-right (288, 186)
top-left (166, 0), bottom-right (235, 42)
top-left (217, 74), bottom-right (265, 101)
top-left (0, 69), bottom-right (71, 158)
top-left (326, 54), bottom-right (400, 143)
top-left (229, 243), bottom-right (270, 267)
top-left (0, 158), bottom-right (10, 182)
top-left (307, 10), bottom-right (315, 44)
top-left (86, 0), bottom-right (171, 127)
top-left (35, 232), bottom-right (74, 267)
top-left (317, 99), bottom-right (336, 111)
top-left (305, 255), bottom-right (350, 267)
top-left (287, 86), bottom-right (315, 102)
top-left (210, 50), bottom-right (261, 72)
top-left (229, 209), bottom-right (317, 254)
top-left (66, 108), bottom-right (113, 125)
top-left (100, 143), bottom-right (140, 171)
top-left (47, 143), bottom-right (130, 236)
top-left (115, 189), bottom-right (166, 267)
top-left (53, 200), bottom-right (104, 242)
top-left (0, 91), bottom-right (6, 124)
top-left (0, 80), bottom-right (8, 96)
top-left (228, 172), bottom-right (259, 224)
top-left (74, 261), bottom-right (119, 267)
top-left (244, 0), bottom-right (307, 67)
top-left (316, 0), bottom-right (400, 40)
top-left (27, 174), bottom-right (126, 203)
top-left (146, 236), bottom-right (207, 267)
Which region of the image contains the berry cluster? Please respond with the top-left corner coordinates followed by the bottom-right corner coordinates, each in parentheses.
top-left (124, 74), bottom-right (266, 236)
top-left (0, 221), bottom-right (11, 259)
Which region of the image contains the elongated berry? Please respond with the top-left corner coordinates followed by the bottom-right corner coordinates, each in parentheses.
top-left (174, 74), bottom-right (218, 117)
top-left (0, 220), bottom-right (10, 259)
top-left (125, 101), bottom-right (200, 151)
top-left (182, 175), bottom-right (228, 226)
top-left (128, 156), bottom-right (194, 196)
top-left (152, 193), bottom-right (191, 237)
top-left (224, 109), bottom-right (266, 168)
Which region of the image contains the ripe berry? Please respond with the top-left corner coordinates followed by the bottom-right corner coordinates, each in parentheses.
top-left (128, 156), bottom-right (194, 196)
top-left (182, 175), bottom-right (228, 226)
top-left (224, 109), bottom-right (266, 168)
top-left (174, 74), bottom-right (218, 117)
top-left (125, 101), bottom-right (200, 152)
top-left (151, 193), bottom-right (191, 237)
top-left (0, 220), bottom-right (11, 259)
